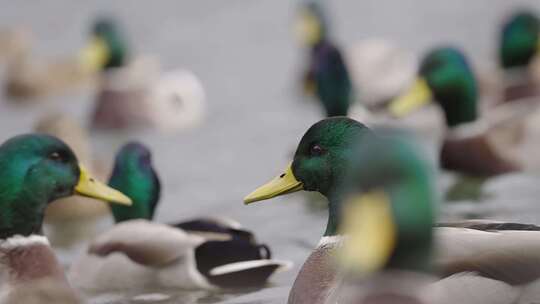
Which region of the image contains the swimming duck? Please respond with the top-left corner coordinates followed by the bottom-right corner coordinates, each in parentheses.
top-left (0, 134), bottom-right (131, 302)
top-left (498, 11), bottom-right (540, 102)
top-left (85, 18), bottom-right (206, 132)
top-left (334, 132), bottom-right (540, 304)
top-left (296, 1), bottom-right (416, 110)
top-left (243, 117), bottom-right (540, 304)
top-left (69, 142), bottom-right (291, 292)
top-left (387, 47), bottom-right (540, 177)
top-left (34, 113), bottom-right (111, 251)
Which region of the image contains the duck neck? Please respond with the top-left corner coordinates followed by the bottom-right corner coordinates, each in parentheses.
top-left (0, 196), bottom-right (46, 239)
top-left (108, 168), bottom-right (159, 223)
top-left (324, 191), bottom-right (343, 237)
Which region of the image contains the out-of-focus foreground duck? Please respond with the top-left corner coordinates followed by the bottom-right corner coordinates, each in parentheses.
top-left (335, 132), bottom-right (540, 304)
top-left (69, 142), bottom-right (291, 292)
top-left (244, 117), bottom-right (540, 304)
top-left (0, 134), bottom-right (131, 303)
top-left (84, 18), bottom-right (206, 132)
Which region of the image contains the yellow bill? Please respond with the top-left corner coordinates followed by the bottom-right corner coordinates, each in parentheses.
top-left (388, 77), bottom-right (433, 117)
top-left (339, 190), bottom-right (396, 275)
top-left (75, 165), bottom-right (132, 205)
top-left (78, 36), bottom-right (109, 72)
top-left (244, 163), bottom-right (303, 204)
top-left (294, 10), bottom-right (321, 46)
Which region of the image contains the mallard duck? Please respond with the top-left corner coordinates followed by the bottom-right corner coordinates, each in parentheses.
top-left (85, 18), bottom-right (206, 132)
top-left (496, 11), bottom-right (540, 102)
top-left (69, 142), bottom-right (291, 292)
top-left (334, 132), bottom-right (540, 304)
top-left (0, 134), bottom-right (131, 302)
top-left (296, 1), bottom-right (416, 110)
top-left (34, 113), bottom-right (112, 254)
top-left (243, 117), bottom-right (540, 304)
top-left (387, 47), bottom-right (540, 177)
top-left (2, 27), bottom-right (98, 101)
top-left (0, 27), bottom-right (31, 64)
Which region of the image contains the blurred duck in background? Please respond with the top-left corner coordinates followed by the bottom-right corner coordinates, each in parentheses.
top-left (0, 27), bottom-right (31, 64)
top-left (295, 1), bottom-right (353, 117)
top-left (244, 118), bottom-right (540, 304)
top-left (34, 113), bottom-right (111, 254)
top-left (84, 17), bottom-right (206, 133)
top-left (336, 132), bottom-right (540, 304)
top-left (2, 27), bottom-right (96, 101)
top-left (69, 142), bottom-right (291, 292)
top-left (0, 134), bottom-right (131, 303)
top-left (295, 1), bottom-right (417, 112)
top-left (388, 47), bottom-right (540, 177)
top-left (497, 11), bottom-right (540, 102)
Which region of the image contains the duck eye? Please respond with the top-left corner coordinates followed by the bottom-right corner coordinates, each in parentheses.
top-left (48, 151), bottom-right (65, 162)
top-left (310, 144), bottom-right (325, 156)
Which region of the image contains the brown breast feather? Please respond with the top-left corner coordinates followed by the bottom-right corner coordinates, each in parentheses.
top-left (440, 135), bottom-right (520, 177)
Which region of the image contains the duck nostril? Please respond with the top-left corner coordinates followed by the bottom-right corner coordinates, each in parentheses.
top-left (279, 173), bottom-right (286, 178)
top-left (89, 178), bottom-right (95, 182)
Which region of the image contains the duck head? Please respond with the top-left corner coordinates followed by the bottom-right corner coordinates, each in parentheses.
top-left (338, 131), bottom-right (435, 275)
top-left (79, 17), bottom-right (129, 72)
top-left (244, 117), bottom-right (373, 236)
top-left (389, 47), bottom-right (479, 128)
top-left (0, 134), bottom-right (131, 239)
top-left (108, 142), bottom-right (161, 223)
top-left (295, 0), bottom-right (329, 47)
top-left (500, 11), bottom-right (540, 69)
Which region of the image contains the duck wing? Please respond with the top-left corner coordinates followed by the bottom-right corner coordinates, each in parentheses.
top-left (435, 227), bottom-right (540, 285)
top-left (89, 219), bottom-right (204, 267)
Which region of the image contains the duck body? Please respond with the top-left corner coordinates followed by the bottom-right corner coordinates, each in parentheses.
top-left (69, 142), bottom-right (290, 292)
top-left (91, 58), bottom-right (205, 132)
top-left (0, 134), bottom-right (132, 302)
top-left (86, 18), bottom-right (205, 132)
top-left (244, 118), bottom-right (540, 304)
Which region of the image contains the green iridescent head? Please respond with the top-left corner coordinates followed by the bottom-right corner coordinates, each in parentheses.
top-left (108, 142), bottom-right (161, 223)
top-left (244, 117), bottom-right (373, 236)
top-left (389, 47), bottom-right (478, 127)
top-left (79, 17), bottom-right (129, 72)
top-left (339, 130), bottom-right (435, 274)
top-left (500, 11), bottom-right (540, 69)
top-left (0, 134), bottom-right (132, 239)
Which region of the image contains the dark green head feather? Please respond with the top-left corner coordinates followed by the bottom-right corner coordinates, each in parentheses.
top-left (0, 134), bottom-right (81, 238)
top-left (344, 130), bottom-right (435, 272)
top-left (92, 17), bottom-right (129, 69)
top-left (500, 11), bottom-right (539, 69)
top-left (291, 117), bottom-right (372, 235)
top-left (420, 47), bottom-right (478, 127)
top-left (108, 142), bottom-right (160, 223)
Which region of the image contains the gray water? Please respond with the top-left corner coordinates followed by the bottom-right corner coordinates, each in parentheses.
top-left (2, 1), bottom-right (540, 303)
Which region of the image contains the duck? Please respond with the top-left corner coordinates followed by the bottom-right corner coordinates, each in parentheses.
top-left (34, 113), bottom-right (111, 251)
top-left (0, 134), bottom-right (132, 302)
top-left (333, 132), bottom-right (540, 304)
top-left (69, 142), bottom-right (291, 292)
top-left (2, 27), bottom-right (98, 101)
top-left (387, 47), bottom-right (540, 177)
top-left (85, 17), bottom-right (206, 132)
top-left (243, 117), bottom-right (540, 304)
top-left (295, 1), bottom-right (417, 110)
top-left (495, 11), bottom-right (540, 102)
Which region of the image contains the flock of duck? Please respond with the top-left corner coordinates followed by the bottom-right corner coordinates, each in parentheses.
top-left (3, 1), bottom-right (540, 304)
